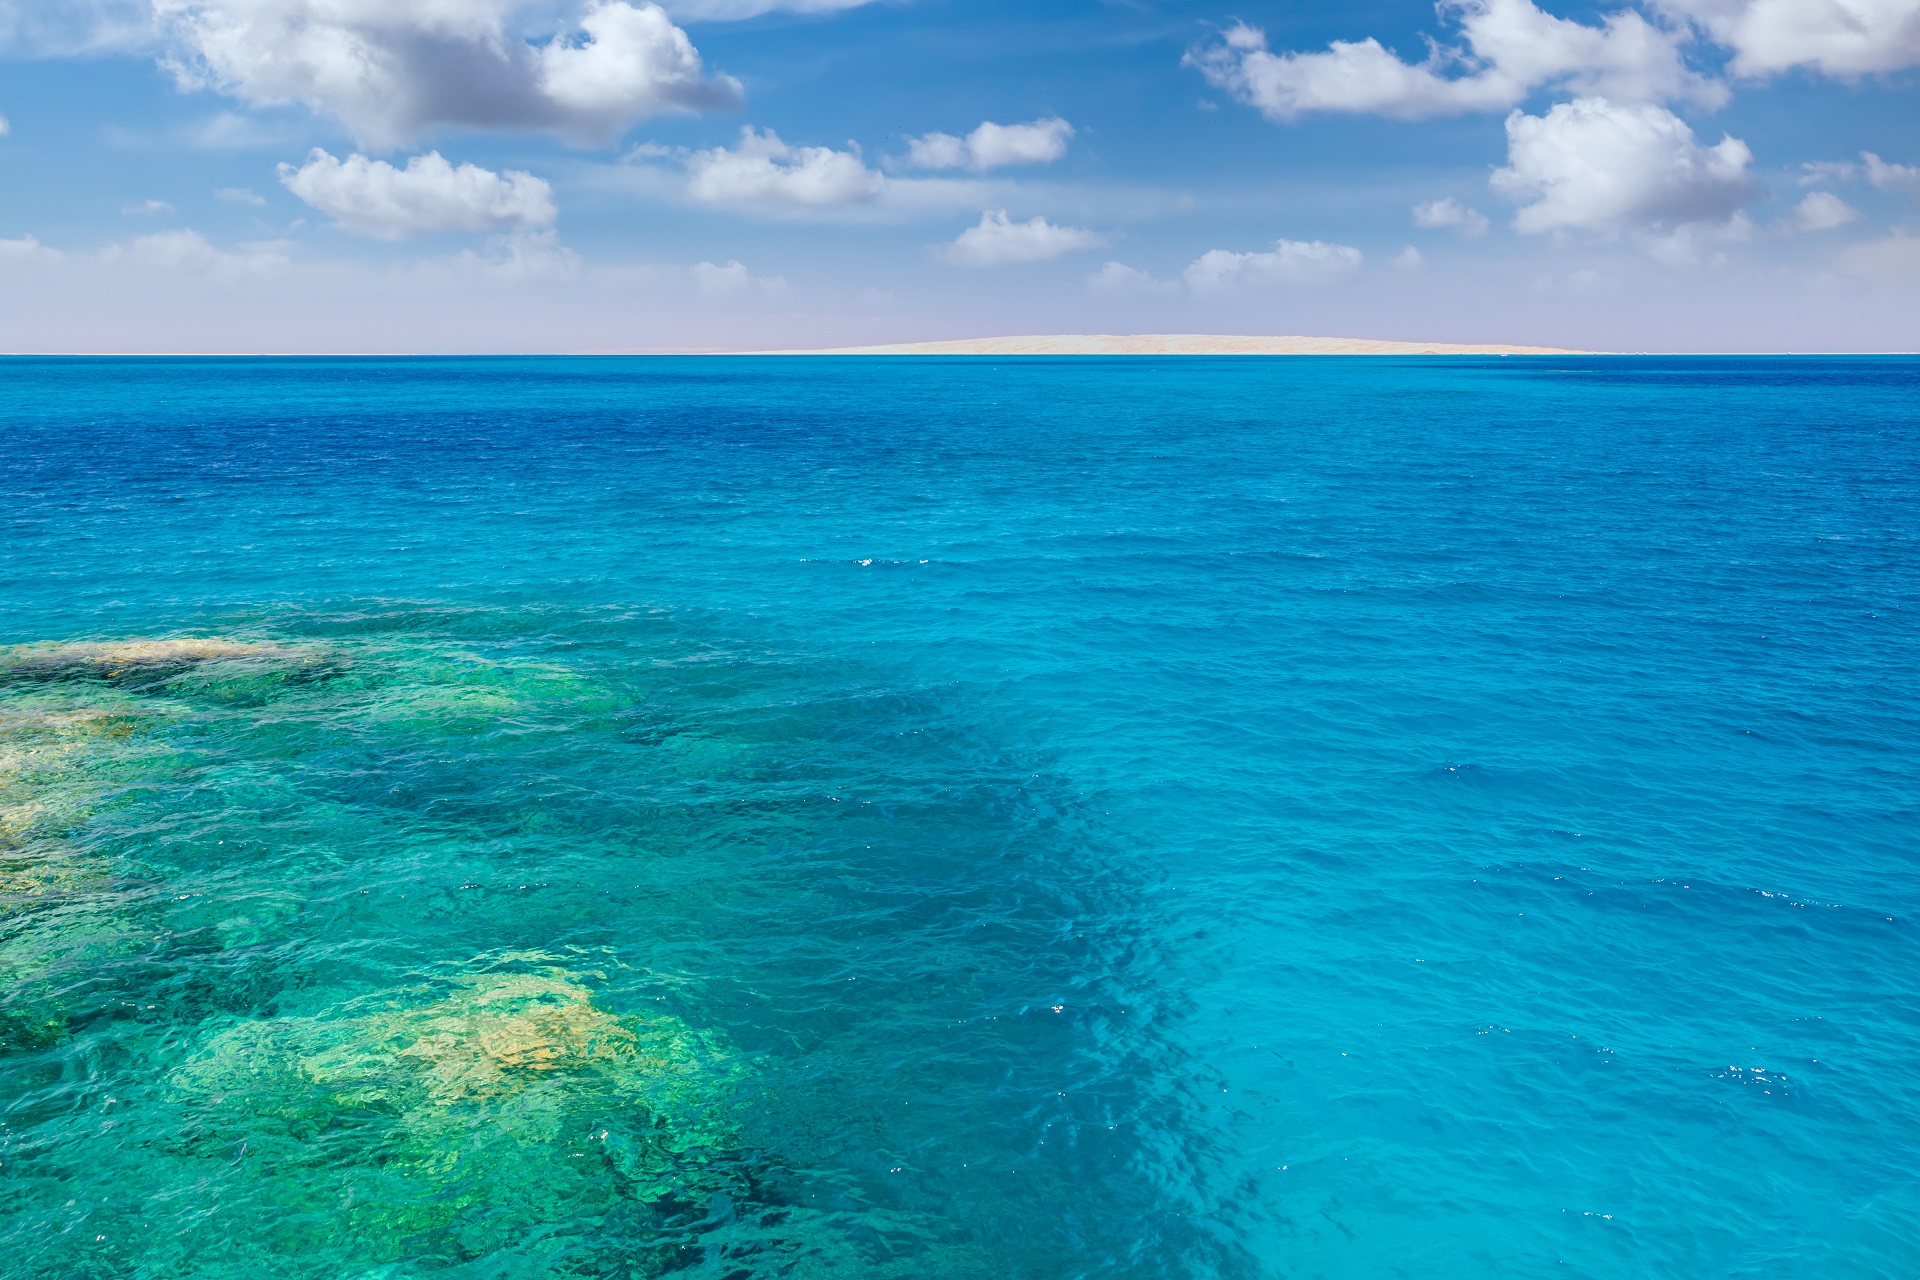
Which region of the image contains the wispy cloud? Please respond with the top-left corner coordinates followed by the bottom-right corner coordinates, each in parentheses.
top-left (1183, 238), bottom-right (1365, 292)
top-left (1091, 238), bottom-right (1365, 296)
top-left (1413, 197), bottom-right (1490, 236)
top-left (691, 258), bottom-right (787, 296)
top-left (99, 229), bottom-right (291, 278)
top-left (613, 127), bottom-right (995, 221)
top-left (937, 210), bottom-right (1106, 266)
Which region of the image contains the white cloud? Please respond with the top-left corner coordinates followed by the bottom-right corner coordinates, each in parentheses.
top-left (536, 1), bottom-right (736, 132)
top-left (1639, 212), bottom-right (1756, 265)
top-left (122, 198), bottom-right (176, 216)
top-left (905, 117), bottom-right (1073, 171)
top-left (1413, 196), bottom-right (1490, 235)
top-left (152, 0), bottom-right (741, 149)
top-left (0, 113), bottom-right (10, 136)
top-left (0, 0), bottom-right (153, 56)
top-left (1798, 159), bottom-right (1859, 185)
top-left (278, 149), bottom-right (557, 240)
top-left (685, 127), bottom-right (885, 208)
top-left (622, 127), bottom-right (994, 221)
top-left (1864, 151), bottom-right (1920, 191)
top-left (454, 228), bottom-right (579, 281)
top-left (1490, 97), bottom-right (1760, 236)
top-left (216, 185), bottom-right (266, 204)
top-left (1187, 0), bottom-right (1720, 122)
top-left (660, 0), bottom-right (879, 15)
top-left (1655, 0), bottom-right (1920, 76)
top-left (1182, 239), bottom-right (1364, 292)
top-left (1795, 152), bottom-right (1920, 191)
top-left (101, 227), bottom-right (289, 276)
top-left (938, 210), bottom-right (1105, 267)
top-left (662, 0), bottom-right (885, 18)
top-left (1782, 190), bottom-right (1860, 231)
top-left (0, 233), bottom-right (62, 265)
top-left (1392, 245), bottom-right (1427, 269)
top-left (1087, 260), bottom-right (1179, 296)
top-left (691, 258), bottom-right (786, 296)
top-left (184, 110), bottom-right (295, 150)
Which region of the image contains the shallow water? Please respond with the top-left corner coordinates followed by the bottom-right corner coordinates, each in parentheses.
top-left (2, 355), bottom-right (1917, 1278)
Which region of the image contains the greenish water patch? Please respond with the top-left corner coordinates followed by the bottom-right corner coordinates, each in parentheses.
top-left (0, 604), bottom-right (1195, 1278)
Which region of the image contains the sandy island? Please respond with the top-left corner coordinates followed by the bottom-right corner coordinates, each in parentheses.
top-left (752, 334), bottom-right (1588, 356)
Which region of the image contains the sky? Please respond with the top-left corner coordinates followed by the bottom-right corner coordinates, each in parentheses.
top-left (0, 0), bottom-right (1917, 352)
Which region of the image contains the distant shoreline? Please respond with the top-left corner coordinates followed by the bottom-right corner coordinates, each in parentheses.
top-left (748, 334), bottom-right (1592, 356)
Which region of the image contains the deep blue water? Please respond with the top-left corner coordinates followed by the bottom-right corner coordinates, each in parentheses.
top-left (1, 355), bottom-right (1917, 1278)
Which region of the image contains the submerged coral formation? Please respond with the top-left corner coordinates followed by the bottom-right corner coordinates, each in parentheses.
top-left (0, 620), bottom-right (1000, 1278)
top-left (0, 696), bottom-right (174, 1049)
top-left (0, 630), bottom-right (783, 1274)
top-left (0, 638), bottom-right (276, 679)
top-left (168, 963), bottom-right (748, 1269)
top-left (0, 637), bottom-right (350, 709)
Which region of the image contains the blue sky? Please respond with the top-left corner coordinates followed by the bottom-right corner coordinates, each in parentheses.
top-left (1, 0), bottom-right (1917, 351)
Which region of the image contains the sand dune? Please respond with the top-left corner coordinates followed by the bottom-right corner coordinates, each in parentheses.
top-left (756, 333), bottom-right (1588, 356)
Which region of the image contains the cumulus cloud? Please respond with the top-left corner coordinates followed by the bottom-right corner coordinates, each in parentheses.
top-left (685, 127), bottom-right (884, 208)
top-left (1184, 0), bottom-right (1920, 115)
top-left (1187, 0), bottom-right (1719, 122)
top-left (1391, 245), bottom-right (1427, 269)
top-left (151, 0), bottom-right (742, 149)
top-left (278, 149), bottom-right (557, 239)
top-left (938, 210), bottom-right (1105, 267)
top-left (660, 126), bottom-right (990, 219)
top-left (216, 185), bottom-right (266, 204)
top-left (122, 198), bottom-right (176, 216)
top-left (1655, 0), bottom-right (1920, 76)
top-left (1781, 190), bottom-right (1859, 231)
top-left (1182, 239), bottom-right (1364, 292)
top-left (0, 113), bottom-right (10, 136)
top-left (1490, 97), bottom-right (1760, 236)
top-left (904, 117), bottom-right (1073, 171)
top-left (1413, 196), bottom-right (1490, 235)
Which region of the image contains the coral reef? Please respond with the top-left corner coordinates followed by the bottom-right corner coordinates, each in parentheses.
top-left (0, 638), bottom-right (275, 680)
top-left (0, 698), bottom-right (171, 1049)
top-left (0, 622), bottom-right (981, 1277)
top-left (166, 963), bottom-right (749, 1269)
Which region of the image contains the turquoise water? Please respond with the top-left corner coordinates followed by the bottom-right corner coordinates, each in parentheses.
top-left (1, 355), bottom-right (1917, 1278)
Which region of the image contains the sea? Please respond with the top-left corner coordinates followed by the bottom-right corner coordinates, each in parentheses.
top-left (1, 355), bottom-right (1916, 1279)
